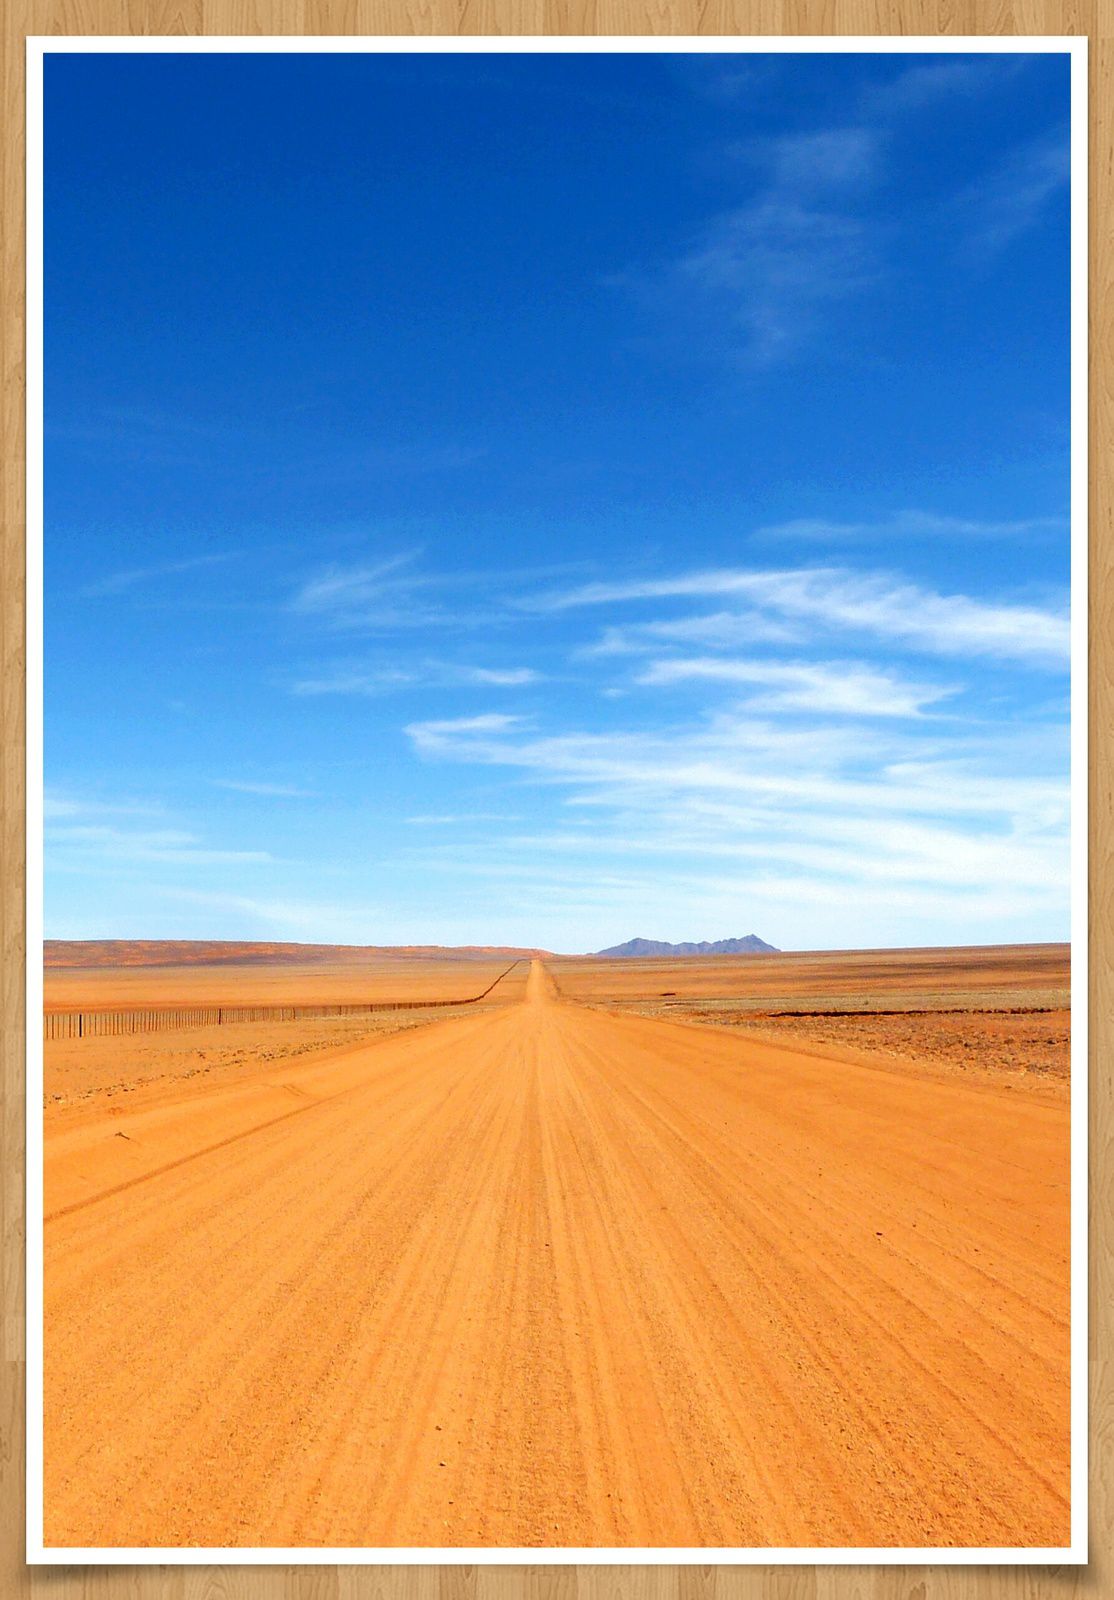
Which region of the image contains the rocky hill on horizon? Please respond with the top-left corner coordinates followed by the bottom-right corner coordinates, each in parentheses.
top-left (594, 935), bottom-right (780, 958)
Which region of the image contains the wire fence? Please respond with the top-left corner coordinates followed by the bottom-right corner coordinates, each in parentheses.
top-left (44, 960), bottom-right (523, 1042)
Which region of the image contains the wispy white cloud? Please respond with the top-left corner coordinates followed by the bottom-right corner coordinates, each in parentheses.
top-left (291, 662), bottom-right (539, 696)
top-left (458, 666), bottom-right (539, 686)
top-left (497, 815), bottom-right (1065, 895)
top-left (755, 509), bottom-right (1066, 543)
top-left (620, 58), bottom-right (1062, 369)
top-left (580, 611), bottom-right (801, 656)
top-left (45, 792), bottom-right (278, 871)
top-left (673, 197), bottom-right (875, 365)
top-left (292, 667), bottom-right (417, 696)
top-left (289, 554), bottom-right (547, 634)
top-left (44, 791), bottom-right (164, 820)
top-left (47, 822), bottom-right (273, 867)
top-left (400, 700), bottom-right (1068, 941)
top-left (673, 56), bottom-right (777, 104)
top-left (44, 795), bottom-right (81, 820)
top-left (634, 656), bottom-right (954, 717)
top-left (532, 564), bottom-right (1069, 667)
top-left (160, 886), bottom-right (383, 938)
top-left (953, 128), bottom-right (1069, 260)
top-left (84, 551), bottom-right (237, 598)
top-left (403, 708), bottom-right (1066, 826)
top-left (762, 127), bottom-right (879, 192)
top-left (616, 127), bottom-right (883, 365)
top-left (860, 57), bottom-right (1021, 118)
top-left (405, 812), bottom-right (523, 826)
top-left (406, 713), bottom-right (526, 751)
top-left (291, 554), bottom-right (424, 618)
top-left (211, 779), bottom-right (318, 798)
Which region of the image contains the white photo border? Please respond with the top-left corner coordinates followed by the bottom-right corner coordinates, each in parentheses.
top-left (24, 32), bottom-right (1090, 1568)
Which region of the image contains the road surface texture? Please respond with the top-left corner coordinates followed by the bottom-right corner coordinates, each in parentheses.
top-left (45, 961), bottom-right (1069, 1549)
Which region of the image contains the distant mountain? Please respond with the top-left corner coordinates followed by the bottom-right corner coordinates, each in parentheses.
top-left (594, 935), bottom-right (779, 958)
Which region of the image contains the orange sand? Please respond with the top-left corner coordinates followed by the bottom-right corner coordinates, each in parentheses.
top-left (44, 953), bottom-right (1069, 1549)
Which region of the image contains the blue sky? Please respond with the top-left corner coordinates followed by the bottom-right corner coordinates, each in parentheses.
top-left (43, 49), bottom-right (1073, 953)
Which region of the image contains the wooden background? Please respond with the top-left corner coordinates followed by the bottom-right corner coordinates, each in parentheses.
top-left (1, 3), bottom-right (1108, 1597)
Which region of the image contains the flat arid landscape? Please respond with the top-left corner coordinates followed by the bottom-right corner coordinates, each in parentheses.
top-left (42, 939), bottom-right (1070, 1551)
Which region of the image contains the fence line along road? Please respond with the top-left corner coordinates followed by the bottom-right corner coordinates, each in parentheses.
top-left (43, 960), bottom-right (524, 1042)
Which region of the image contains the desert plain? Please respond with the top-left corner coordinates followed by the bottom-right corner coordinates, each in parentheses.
top-left (42, 941), bottom-right (1070, 1550)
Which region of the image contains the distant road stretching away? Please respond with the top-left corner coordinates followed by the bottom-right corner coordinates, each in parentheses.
top-left (45, 961), bottom-right (1069, 1549)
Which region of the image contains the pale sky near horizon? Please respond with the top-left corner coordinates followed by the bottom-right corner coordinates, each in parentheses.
top-left (44, 48), bottom-right (1072, 954)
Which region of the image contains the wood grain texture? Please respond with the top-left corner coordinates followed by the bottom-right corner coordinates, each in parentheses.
top-left (1, 2), bottom-right (1108, 1596)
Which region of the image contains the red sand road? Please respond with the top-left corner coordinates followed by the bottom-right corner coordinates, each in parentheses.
top-left (44, 961), bottom-right (1069, 1549)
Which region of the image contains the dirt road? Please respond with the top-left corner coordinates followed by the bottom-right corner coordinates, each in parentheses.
top-left (44, 960), bottom-right (1069, 1549)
